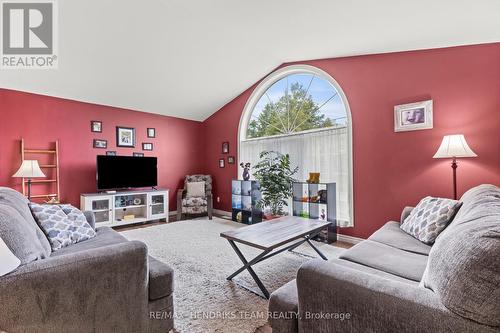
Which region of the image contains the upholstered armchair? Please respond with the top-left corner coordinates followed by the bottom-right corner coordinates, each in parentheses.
top-left (177, 175), bottom-right (213, 221)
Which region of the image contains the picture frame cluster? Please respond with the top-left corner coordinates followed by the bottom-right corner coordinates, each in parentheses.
top-left (91, 121), bottom-right (157, 156)
top-left (220, 141), bottom-right (235, 168)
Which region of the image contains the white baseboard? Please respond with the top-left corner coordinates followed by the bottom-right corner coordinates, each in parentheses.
top-left (169, 210), bottom-right (177, 216)
top-left (337, 234), bottom-right (364, 244)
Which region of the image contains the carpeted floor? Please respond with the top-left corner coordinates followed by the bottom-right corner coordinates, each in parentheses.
top-left (120, 217), bottom-right (344, 333)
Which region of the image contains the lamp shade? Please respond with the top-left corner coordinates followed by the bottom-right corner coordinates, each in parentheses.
top-left (12, 160), bottom-right (46, 178)
top-left (433, 134), bottom-right (477, 159)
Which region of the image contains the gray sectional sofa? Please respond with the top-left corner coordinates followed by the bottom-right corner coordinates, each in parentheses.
top-left (269, 184), bottom-right (500, 332)
top-left (0, 187), bottom-right (174, 333)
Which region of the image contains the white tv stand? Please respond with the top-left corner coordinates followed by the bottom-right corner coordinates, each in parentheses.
top-left (80, 189), bottom-right (169, 228)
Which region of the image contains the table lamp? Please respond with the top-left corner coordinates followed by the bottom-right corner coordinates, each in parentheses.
top-left (12, 160), bottom-right (46, 200)
top-left (433, 134), bottom-right (477, 200)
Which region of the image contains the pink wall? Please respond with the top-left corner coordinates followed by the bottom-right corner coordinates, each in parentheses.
top-left (203, 43), bottom-right (500, 239)
top-left (0, 89), bottom-right (205, 210)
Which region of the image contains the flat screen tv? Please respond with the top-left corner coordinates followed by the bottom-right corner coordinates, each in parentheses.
top-left (97, 155), bottom-right (158, 190)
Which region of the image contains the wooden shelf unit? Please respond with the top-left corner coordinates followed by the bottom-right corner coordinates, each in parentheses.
top-left (20, 138), bottom-right (61, 202)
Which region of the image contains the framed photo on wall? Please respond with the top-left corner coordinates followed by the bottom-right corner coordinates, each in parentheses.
top-left (142, 142), bottom-right (153, 151)
top-left (147, 128), bottom-right (156, 138)
top-left (91, 121), bottom-right (102, 133)
top-left (116, 127), bottom-right (136, 147)
top-left (93, 139), bottom-right (107, 149)
top-left (394, 100), bottom-right (433, 132)
top-left (222, 142), bottom-right (229, 154)
top-left (106, 151), bottom-right (116, 156)
top-left (133, 152), bottom-right (144, 157)
top-left (228, 156), bottom-right (235, 164)
top-left (219, 158), bottom-right (225, 168)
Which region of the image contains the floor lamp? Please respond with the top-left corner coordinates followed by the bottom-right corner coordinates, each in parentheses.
top-left (433, 134), bottom-right (477, 200)
top-left (12, 160), bottom-right (46, 200)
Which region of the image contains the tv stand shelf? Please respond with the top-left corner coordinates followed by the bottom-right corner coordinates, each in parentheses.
top-left (80, 189), bottom-right (169, 228)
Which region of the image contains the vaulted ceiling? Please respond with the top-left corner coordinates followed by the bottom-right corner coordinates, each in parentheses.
top-left (1, 0), bottom-right (499, 121)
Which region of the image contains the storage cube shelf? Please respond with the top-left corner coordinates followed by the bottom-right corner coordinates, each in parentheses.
top-left (292, 182), bottom-right (337, 243)
top-left (231, 180), bottom-right (262, 224)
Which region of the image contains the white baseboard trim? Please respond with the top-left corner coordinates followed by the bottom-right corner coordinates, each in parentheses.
top-left (169, 210), bottom-right (177, 216)
top-left (337, 234), bottom-right (364, 244)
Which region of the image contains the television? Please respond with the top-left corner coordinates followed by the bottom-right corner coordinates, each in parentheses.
top-left (97, 155), bottom-right (158, 190)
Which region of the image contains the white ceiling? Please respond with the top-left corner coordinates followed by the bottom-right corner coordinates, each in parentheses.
top-left (1, 0), bottom-right (499, 121)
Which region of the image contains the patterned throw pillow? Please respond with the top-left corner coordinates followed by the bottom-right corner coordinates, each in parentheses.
top-left (400, 196), bottom-right (462, 245)
top-left (29, 203), bottom-right (96, 251)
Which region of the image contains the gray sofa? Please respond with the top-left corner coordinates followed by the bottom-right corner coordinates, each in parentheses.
top-left (269, 184), bottom-right (500, 332)
top-left (0, 187), bottom-right (174, 333)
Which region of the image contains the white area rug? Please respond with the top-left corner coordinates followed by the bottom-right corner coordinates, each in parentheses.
top-left (121, 217), bottom-right (344, 333)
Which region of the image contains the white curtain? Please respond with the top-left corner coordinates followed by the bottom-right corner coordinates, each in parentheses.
top-left (240, 127), bottom-right (352, 226)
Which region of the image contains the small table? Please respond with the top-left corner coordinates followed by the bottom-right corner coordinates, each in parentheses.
top-left (220, 216), bottom-right (331, 299)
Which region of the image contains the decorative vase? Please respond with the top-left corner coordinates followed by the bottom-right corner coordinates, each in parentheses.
top-left (240, 162), bottom-right (251, 181)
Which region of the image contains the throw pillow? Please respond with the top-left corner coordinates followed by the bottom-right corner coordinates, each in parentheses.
top-left (186, 181), bottom-right (205, 198)
top-left (400, 196), bottom-right (461, 244)
top-left (29, 203), bottom-right (96, 251)
top-left (0, 235), bottom-right (21, 276)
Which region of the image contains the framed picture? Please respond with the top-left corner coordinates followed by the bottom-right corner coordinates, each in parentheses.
top-left (116, 126), bottom-right (136, 147)
top-left (394, 100), bottom-right (433, 132)
top-left (228, 156), bottom-right (235, 164)
top-left (106, 151), bottom-right (116, 156)
top-left (142, 142), bottom-right (153, 151)
top-left (147, 128), bottom-right (156, 138)
top-left (133, 152), bottom-right (144, 157)
top-left (222, 142), bottom-right (229, 154)
top-left (219, 158), bottom-right (225, 168)
top-left (93, 139), bottom-right (107, 149)
top-left (91, 121), bottom-right (102, 133)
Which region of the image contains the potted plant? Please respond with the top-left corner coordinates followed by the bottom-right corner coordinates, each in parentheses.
top-left (253, 151), bottom-right (298, 219)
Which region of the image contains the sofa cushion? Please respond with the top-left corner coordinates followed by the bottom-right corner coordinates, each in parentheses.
top-left (269, 280), bottom-right (299, 333)
top-left (369, 221), bottom-right (431, 255)
top-left (50, 226), bottom-right (128, 257)
top-left (182, 197), bottom-right (208, 207)
top-left (148, 256), bottom-right (174, 300)
top-left (422, 184), bottom-right (500, 326)
top-left (339, 240), bottom-right (428, 281)
top-left (400, 196), bottom-right (461, 245)
top-left (0, 203), bottom-right (50, 264)
top-left (0, 187), bottom-right (51, 256)
top-left (30, 203), bottom-right (96, 251)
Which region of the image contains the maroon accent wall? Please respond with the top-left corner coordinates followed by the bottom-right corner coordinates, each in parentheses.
top-left (0, 89), bottom-right (205, 210)
top-left (203, 43), bottom-right (500, 239)
top-left (1, 44), bottom-right (498, 238)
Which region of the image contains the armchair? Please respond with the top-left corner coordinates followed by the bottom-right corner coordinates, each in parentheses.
top-left (177, 175), bottom-right (213, 221)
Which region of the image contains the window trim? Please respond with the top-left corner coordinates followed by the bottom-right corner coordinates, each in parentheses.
top-left (238, 64), bottom-right (354, 226)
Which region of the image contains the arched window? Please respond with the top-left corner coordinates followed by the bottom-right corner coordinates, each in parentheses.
top-left (239, 65), bottom-right (353, 227)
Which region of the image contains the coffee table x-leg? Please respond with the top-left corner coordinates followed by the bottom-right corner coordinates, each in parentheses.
top-left (226, 231), bottom-right (327, 299)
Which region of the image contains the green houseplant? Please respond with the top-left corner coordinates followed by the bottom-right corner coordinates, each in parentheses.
top-left (253, 151), bottom-right (298, 217)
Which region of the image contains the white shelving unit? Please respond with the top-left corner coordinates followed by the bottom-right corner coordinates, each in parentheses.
top-left (80, 189), bottom-right (169, 228)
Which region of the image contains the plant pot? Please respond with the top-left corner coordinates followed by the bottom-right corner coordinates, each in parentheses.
top-left (264, 214), bottom-right (282, 221)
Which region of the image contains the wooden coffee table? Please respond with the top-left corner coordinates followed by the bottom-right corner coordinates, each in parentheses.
top-left (220, 216), bottom-right (331, 299)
